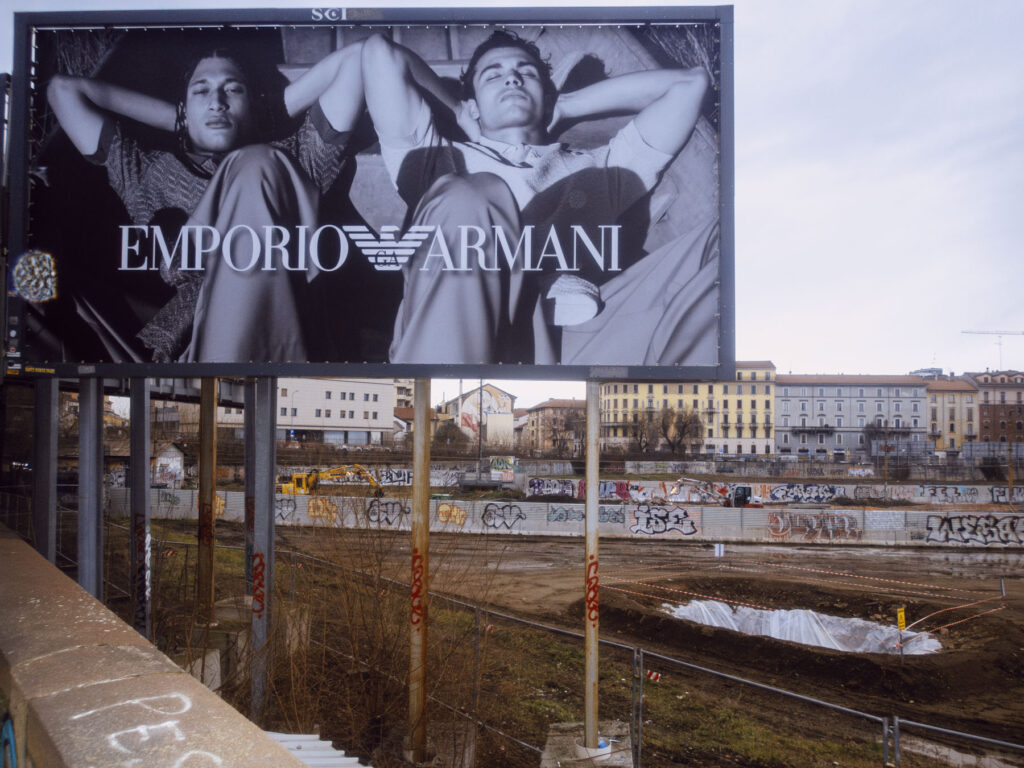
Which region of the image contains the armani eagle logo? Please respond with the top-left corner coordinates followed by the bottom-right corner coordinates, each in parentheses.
top-left (343, 225), bottom-right (434, 271)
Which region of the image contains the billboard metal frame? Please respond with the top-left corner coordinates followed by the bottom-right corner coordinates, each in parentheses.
top-left (5, 5), bottom-right (734, 382)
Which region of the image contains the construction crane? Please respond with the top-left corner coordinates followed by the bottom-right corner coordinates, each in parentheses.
top-left (962, 330), bottom-right (1024, 369)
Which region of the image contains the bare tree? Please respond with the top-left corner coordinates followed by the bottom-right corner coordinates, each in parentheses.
top-left (543, 408), bottom-right (585, 457)
top-left (659, 406), bottom-right (704, 455)
top-left (630, 409), bottom-right (659, 454)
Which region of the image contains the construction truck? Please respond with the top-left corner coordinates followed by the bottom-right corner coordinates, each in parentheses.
top-left (276, 464), bottom-right (384, 496)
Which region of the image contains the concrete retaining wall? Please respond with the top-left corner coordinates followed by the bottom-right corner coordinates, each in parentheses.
top-left (0, 523), bottom-right (309, 768)
top-left (109, 489), bottom-right (1024, 548)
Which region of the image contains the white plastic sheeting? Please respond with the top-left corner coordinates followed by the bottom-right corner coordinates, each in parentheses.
top-left (663, 600), bottom-right (941, 655)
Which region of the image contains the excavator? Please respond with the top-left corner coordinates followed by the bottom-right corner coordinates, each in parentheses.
top-left (276, 464), bottom-right (385, 497)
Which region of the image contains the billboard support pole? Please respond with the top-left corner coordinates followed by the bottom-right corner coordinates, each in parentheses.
top-left (129, 377), bottom-right (152, 639)
top-left (77, 377), bottom-right (104, 599)
top-left (197, 377), bottom-right (217, 623)
top-left (408, 377), bottom-right (431, 763)
top-left (244, 378), bottom-right (256, 589)
top-left (584, 379), bottom-right (601, 748)
top-left (32, 378), bottom-right (58, 563)
top-left (250, 377), bottom-right (277, 724)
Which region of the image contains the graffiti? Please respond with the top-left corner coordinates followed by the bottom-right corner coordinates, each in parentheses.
top-left (768, 511), bottom-right (861, 542)
top-left (489, 456), bottom-right (515, 471)
top-left (630, 505), bottom-right (698, 537)
top-left (599, 480), bottom-right (632, 500)
top-left (307, 496), bottom-right (338, 521)
top-left (377, 468), bottom-right (413, 486)
top-left (921, 485), bottom-right (979, 503)
top-left (107, 469), bottom-right (127, 487)
top-left (528, 477), bottom-right (577, 497)
top-left (854, 485), bottom-right (886, 500)
top-left (411, 547), bottom-right (425, 626)
top-left (586, 554), bottom-right (599, 627)
top-left (768, 483), bottom-right (841, 503)
top-left (889, 485), bottom-right (916, 501)
top-left (275, 496), bottom-right (297, 522)
top-left (252, 552), bottom-right (266, 619)
top-left (71, 694), bottom-right (222, 765)
top-left (366, 498), bottom-right (410, 527)
top-left (430, 468), bottom-right (462, 488)
top-left (131, 513), bottom-right (151, 632)
top-left (482, 503), bottom-right (526, 530)
top-left (990, 486), bottom-right (1024, 504)
top-left (437, 502), bottom-right (467, 527)
top-left (158, 490), bottom-right (181, 506)
top-left (848, 467), bottom-right (875, 477)
top-left (599, 506), bottom-right (627, 525)
top-left (548, 506), bottom-right (583, 523)
top-left (926, 514), bottom-right (1024, 546)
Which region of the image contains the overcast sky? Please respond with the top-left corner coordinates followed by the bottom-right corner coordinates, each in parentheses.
top-left (3, 0), bottom-right (1022, 410)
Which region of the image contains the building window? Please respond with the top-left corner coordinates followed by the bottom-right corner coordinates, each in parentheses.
top-left (373, 394), bottom-right (379, 402)
top-left (894, 401), bottom-right (901, 412)
top-left (325, 391), bottom-right (331, 399)
top-left (373, 411), bottom-right (378, 419)
top-left (858, 401), bottom-right (865, 412)
top-left (348, 410), bottom-right (354, 418)
top-left (291, 408), bottom-right (297, 417)
top-left (692, 385), bottom-right (699, 394)
top-left (750, 384), bottom-right (757, 395)
top-left (325, 410), bottom-right (331, 418)
top-left (800, 401), bottom-right (807, 411)
top-left (737, 399), bottom-right (743, 409)
top-left (818, 401), bottom-right (825, 412)
top-left (876, 402), bottom-right (883, 412)
top-left (858, 416), bottom-right (866, 427)
top-left (765, 385), bottom-right (771, 395)
top-left (364, 411), bottom-right (370, 419)
top-left (859, 434), bottom-right (865, 445)
top-left (818, 387), bottom-right (825, 397)
top-left (835, 401), bottom-right (843, 411)
top-left (723, 384), bottom-right (730, 394)
top-left (836, 433), bottom-right (843, 445)
top-left (783, 401), bottom-right (790, 412)
top-left (736, 372), bottom-right (743, 380)
top-left (280, 387), bottom-right (288, 397)
top-left (708, 428), bottom-right (714, 438)
top-left (783, 387), bottom-right (789, 396)
top-left (836, 416), bottom-right (844, 427)
top-left (315, 409), bottom-right (322, 417)
top-left (280, 407), bottom-right (286, 416)
top-left (783, 434), bottom-right (790, 444)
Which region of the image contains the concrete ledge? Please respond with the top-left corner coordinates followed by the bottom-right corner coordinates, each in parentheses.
top-left (0, 523), bottom-right (309, 768)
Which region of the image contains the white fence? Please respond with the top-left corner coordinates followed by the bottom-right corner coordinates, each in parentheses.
top-left (109, 489), bottom-right (1024, 548)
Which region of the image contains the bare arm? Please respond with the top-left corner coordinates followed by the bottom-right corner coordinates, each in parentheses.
top-left (283, 41), bottom-right (365, 133)
top-left (47, 74), bottom-right (176, 156)
top-left (551, 67), bottom-right (710, 156)
top-left (361, 33), bottom-right (458, 143)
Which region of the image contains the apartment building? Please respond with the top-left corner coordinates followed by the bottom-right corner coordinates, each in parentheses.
top-left (925, 378), bottom-right (979, 453)
top-left (218, 377), bottom-right (395, 446)
top-left (963, 370), bottom-right (1024, 445)
top-left (775, 375), bottom-right (928, 458)
top-left (599, 361), bottom-right (776, 455)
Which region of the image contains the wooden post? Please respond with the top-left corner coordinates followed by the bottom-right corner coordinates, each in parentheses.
top-left (584, 379), bottom-right (601, 747)
top-left (408, 378), bottom-right (431, 762)
top-left (197, 378), bottom-right (217, 622)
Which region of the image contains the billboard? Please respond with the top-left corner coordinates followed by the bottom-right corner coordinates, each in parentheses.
top-left (5, 7), bottom-right (733, 380)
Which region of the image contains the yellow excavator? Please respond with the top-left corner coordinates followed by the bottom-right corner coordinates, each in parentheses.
top-left (276, 464), bottom-right (385, 496)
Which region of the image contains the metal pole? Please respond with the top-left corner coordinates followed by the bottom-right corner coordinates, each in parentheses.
top-left (77, 377), bottom-right (103, 599)
top-left (32, 378), bottom-right (58, 562)
top-left (893, 716), bottom-right (901, 767)
top-left (882, 717), bottom-right (889, 767)
top-left (129, 377), bottom-right (152, 639)
top-left (584, 379), bottom-right (601, 748)
top-left (197, 377), bottom-right (217, 622)
top-left (244, 378), bottom-right (256, 589)
top-left (409, 377), bottom-right (431, 762)
top-left (637, 649), bottom-right (645, 768)
top-left (251, 377), bottom-right (277, 723)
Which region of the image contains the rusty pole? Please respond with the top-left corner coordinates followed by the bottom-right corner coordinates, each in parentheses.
top-left (197, 377), bottom-right (218, 623)
top-left (409, 377), bottom-right (431, 762)
top-left (584, 379), bottom-right (601, 747)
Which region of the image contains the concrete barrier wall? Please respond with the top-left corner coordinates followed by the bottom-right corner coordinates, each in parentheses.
top-left (109, 489), bottom-right (1024, 548)
top-left (0, 523), bottom-right (309, 768)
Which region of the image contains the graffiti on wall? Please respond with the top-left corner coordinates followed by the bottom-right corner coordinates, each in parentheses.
top-left (925, 514), bottom-right (1024, 546)
top-left (768, 511), bottom-right (861, 542)
top-left (366, 498), bottom-right (410, 527)
top-left (990, 486), bottom-right (1024, 504)
top-left (629, 505), bottom-right (698, 537)
top-left (481, 503), bottom-right (525, 530)
top-left (528, 477), bottom-right (577, 497)
top-left (920, 485), bottom-right (979, 503)
top-left (437, 502), bottom-right (467, 527)
top-left (768, 483), bottom-right (842, 503)
top-left (307, 496), bottom-right (338, 521)
top-left (376, 468), bottom-right (413, 486)
top-left (546, 505), bottom-right (627, 525)
top-left (275, 496), bottom-right (297, 522)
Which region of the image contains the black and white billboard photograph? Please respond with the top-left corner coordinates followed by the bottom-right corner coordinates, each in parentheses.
top-left (7, 8), bottom-right (731, 375)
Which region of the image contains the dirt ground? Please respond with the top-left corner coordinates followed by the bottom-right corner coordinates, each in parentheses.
top-left (274, 525), bottom-right (1024, 751)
